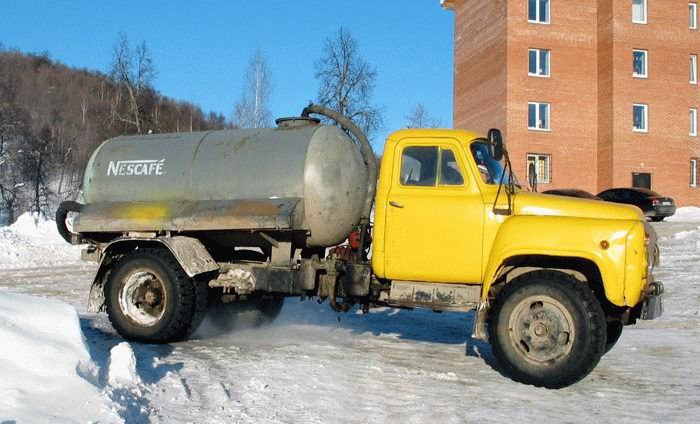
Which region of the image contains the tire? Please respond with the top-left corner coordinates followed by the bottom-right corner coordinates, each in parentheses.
top-left (650, 216), bottom-right (664, 222)
top-left (489, 270), bottom-right (606, 389)
top-left (207, 296), bottom-right (285, 331)
top-left (105, 248), bottom-right (208, 343)
top-left (604, 320), bottom-right (623, 354)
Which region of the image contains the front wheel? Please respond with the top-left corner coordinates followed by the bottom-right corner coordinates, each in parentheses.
top-left (489, 270), bottom-right (606, 388)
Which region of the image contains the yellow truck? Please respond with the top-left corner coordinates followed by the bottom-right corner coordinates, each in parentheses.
top-left (57, 105), bottom-right (663, 388)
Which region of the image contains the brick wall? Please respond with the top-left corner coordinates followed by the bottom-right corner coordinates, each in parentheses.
top-left (451, 0), bottom-right (700, 206)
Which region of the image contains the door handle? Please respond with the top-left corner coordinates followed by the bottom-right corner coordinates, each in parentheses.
top-left (389, 201), bottom-right (404, 208)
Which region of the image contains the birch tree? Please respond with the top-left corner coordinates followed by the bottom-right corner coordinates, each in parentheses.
top-left (232, 48), bottom-right (272, 128)
top-left (110, 33), bottom-right (156, 134)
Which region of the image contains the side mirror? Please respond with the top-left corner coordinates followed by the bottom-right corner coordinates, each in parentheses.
top-left (487, 128), bottom-right (504, 161)
top-left (528, 162), bottom-right (538, 192)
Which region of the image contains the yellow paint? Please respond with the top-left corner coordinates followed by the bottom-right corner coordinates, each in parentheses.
top-left (373, 128), bottom-right (650, 308)
top-left (118, 203), bottom-right (170, 222)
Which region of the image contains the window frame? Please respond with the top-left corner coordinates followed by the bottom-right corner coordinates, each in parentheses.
top-left (632, 49), bottom-right (648, 78)
top-left (528, 48), bottom-right (551, 77)
top-left (691, 108), bottom-right (698, 136)
top-left (691, 55), bottom-right (698, 85)
top-left (691, 3), bottom-right (698, 29)
top-left (528, 0), bottom-right (550, 25)
top-left (528, 102), bottom-right (551, 132)
top-left (633, 103), bottom-right (649, 133)
top-left (527, 153), bottom-right (552, 184)
top-left (691, 158), bottom-right (699, 188)
top-left (632, 0), bottom-right (648, 24)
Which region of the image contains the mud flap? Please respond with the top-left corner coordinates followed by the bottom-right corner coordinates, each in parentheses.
top-left (471, 300), bottom-right (490, 342)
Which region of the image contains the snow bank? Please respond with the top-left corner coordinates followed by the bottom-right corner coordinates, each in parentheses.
top-left (0, 292), bottom-right (120, 423)
top-left (667, 206), bottom-right (700, 222)
top-left (0, 212), bottom-right (83, 269)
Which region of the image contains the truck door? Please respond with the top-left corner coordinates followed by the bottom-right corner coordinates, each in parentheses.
top-left (383, 138), bottom-right (484, 284)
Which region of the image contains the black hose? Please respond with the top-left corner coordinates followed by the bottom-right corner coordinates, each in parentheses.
top-left (56, 201), bottom-right (83, 244)
top-left (300, 104), bottom-right (378, 226)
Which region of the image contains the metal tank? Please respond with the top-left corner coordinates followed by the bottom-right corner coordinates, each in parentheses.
top-left (74, 118), bottom-right (369, 247)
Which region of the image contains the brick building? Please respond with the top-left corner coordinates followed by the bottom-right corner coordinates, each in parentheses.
top-left (441, 0), bottom-right (700, 206)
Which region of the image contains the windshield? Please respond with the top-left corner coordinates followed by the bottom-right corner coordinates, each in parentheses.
top-left (470, 141), bottom-right (518, 186)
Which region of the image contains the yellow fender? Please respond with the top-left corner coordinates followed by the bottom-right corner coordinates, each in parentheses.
top-left (481, 215), bottom-right (640, 307)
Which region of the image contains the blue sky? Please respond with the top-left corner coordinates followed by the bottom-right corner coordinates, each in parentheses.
top-left (0, 0), bottom-right (454, 151)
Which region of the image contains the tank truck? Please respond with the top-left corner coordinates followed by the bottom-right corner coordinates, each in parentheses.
top-left (57, 105), bottom-right (663, 388)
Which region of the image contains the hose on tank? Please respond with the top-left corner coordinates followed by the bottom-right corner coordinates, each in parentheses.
top-left (56, 200), bottom-right (83, 244)
top-left (301, 104), bottom-right (378, 258)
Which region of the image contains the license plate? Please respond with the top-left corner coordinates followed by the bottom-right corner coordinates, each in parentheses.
top-left (662, 202), bottom-right (671, 206)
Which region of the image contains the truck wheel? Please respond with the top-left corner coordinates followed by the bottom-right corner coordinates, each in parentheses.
top-left (105, 248), bottom-right (208, 343)
top-left (604, 320), bottom-right (623, 354)
top-left (207, 296), bottom-right (285, 331)
top-left (489, 270), bottom-right (606, 388)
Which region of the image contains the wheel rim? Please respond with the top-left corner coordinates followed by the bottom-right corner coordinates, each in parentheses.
top-left (508, 295), bottom-right (575, 366)
top-left (118, 270), bottom-right (167, 326)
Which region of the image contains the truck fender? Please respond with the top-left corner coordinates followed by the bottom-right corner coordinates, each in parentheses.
top-left (87, 236), bottom-right (219, 313)
top-left (480, 215), bottom-right (636, 307)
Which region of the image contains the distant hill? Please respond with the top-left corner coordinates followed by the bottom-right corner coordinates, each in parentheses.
top-left (0, 48), bottom-right (227, 222)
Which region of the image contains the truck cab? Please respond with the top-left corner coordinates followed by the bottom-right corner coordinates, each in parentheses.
top-left (371, 128), bottom-right (663, 387)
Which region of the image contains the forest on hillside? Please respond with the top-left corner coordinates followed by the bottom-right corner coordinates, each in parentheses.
top-left (0, 42), bottom-right (227, 223)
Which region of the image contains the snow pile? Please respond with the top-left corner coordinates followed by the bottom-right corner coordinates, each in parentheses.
top-left (0, 292), bottom-right (120, 423)
top-left (0, 212), bottom-right (83, 269)
top-left (108, 342), bottom-right (143, 387)
top-left (667, 206), bottom-right (700, 222)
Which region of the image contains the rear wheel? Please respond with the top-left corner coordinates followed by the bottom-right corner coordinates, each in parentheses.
top-left (489, 270), bottom-right (606, 388)
top-left (650, 216), bottom-right (665, 222)
top-left (207, 296), bottom-right (285, 331)
top-left (105, 248), bottom-right (208, 343)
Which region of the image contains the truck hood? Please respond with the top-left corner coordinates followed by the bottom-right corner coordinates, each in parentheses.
top-left (513, 192), bottom-right (644, 221)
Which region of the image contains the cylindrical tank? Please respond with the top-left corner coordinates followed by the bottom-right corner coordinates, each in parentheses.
top-left (76, 119), bottom-right (369, 247)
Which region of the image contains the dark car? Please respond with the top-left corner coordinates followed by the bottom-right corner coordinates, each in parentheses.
top-left (597, 187), bottom-right (676, 221)
top-left (542, 189), bottom-right (602, 200)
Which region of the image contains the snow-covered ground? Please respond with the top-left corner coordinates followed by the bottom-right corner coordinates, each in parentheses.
top-left (0, 210), bottom-right (699, 423)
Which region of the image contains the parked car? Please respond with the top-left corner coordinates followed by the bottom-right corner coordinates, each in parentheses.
top-left (597, 188), bottom-right (676, 221)
top-left (542, 189), bottom-right (602, 200)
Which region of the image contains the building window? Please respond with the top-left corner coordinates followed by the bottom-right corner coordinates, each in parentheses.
top-left (691, 3), bottom-right (698, 29)
top-left (633, 49), bottom-right (648, 78)
top-left (691, 108), bottom-right (698, 136)
top-left (528, 0), bottom-right (550, 24)
top-left (633, 104), bottom-right (648, 132)
top-left (528, 48), bottom-right (551, 77)
top-left (691, 55), bottom-right (698, 84)
top-left (528, 102), bottom-right (550, 131)
top-left (527, 154), bottom-right (552, 184)
top-left (691, 158), bottom-right (698, 188)
top-left (632, 0), bottom-right (647, 24)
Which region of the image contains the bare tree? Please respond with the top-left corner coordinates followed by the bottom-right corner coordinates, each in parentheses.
top-left (19, 126), bottom-right (56, 217)
top-left (315, 28), bottom-right (383, 139)
top-left (110, 33), bottom-right (156, 134)
top-left (405, 103), bottom-right (441, 128)
top-left (232, 48), bottom-right (273, 128)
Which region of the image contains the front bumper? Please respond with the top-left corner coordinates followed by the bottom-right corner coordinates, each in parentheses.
top-left (640, 281), bottom-right (664, 320)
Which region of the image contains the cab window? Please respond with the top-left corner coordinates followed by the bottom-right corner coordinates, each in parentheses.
top-left (400, 146), bottom-right (464, 187)
top-left (439, 149), bottom-right (464, 185)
